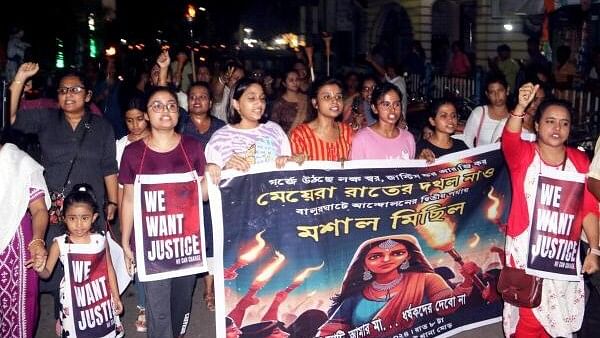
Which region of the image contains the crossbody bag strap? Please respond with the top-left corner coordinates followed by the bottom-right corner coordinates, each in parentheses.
top-left (60, 115), bottom-right (91, 192)
top-left (474, 105), bottom-right (486, 147)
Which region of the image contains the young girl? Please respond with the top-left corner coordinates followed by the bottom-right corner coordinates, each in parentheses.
top-left (28, 183), bottom-right (123, 338)
top-left (416, 99), bottom-right (468, 162)
top-left (116, 95), bottom-right (150, 168)
top-left (350, 82), bottom-right (415, 160)
top-left (205, 77), bottom-right (292, 183)
top-left (115, 95), bottom-right (149, 332)
top-left (289, 78), bottom-right (353, 161)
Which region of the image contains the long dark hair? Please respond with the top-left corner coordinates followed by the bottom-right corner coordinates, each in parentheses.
top-left (328, 237), bottom-right (434, 316)
top-left (306, 77), bottom-right (343, 123)
top-left (226, 77), bottom-right (267, 124)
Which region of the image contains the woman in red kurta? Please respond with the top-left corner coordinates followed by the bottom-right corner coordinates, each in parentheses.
top-left (501, 83), bottom-right (599, 337)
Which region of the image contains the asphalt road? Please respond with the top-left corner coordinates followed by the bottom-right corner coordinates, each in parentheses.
top-left (35, 282), bottom-right (504, 338)
top-left (35, 276), bottom-right (218, 337)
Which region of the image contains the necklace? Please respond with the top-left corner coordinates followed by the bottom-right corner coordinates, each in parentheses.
top-left (371, 274), bottom-right (403, 292)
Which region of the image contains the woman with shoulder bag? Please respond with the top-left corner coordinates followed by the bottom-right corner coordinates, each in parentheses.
top-left (9, 62), bottom-right (118, 334)
top-left (501, 83), bottom-right (600, 337)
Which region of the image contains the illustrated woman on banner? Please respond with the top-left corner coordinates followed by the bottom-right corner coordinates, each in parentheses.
top-left (501, 83), bottom-right (599, 338)
top-left (317, 235), bottom-right (478, 337)
top-left (119, 52), bottom-right (210, 338)
top-left (28, 184), bottom-right (124, 338)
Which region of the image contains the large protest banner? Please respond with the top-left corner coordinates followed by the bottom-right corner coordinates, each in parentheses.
top-left (210, 144), bottom-right (510, 338)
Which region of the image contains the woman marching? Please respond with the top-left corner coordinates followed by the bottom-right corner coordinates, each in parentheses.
top-left (119, 83), bottom-right (209, 338)
top-left (501, 83), bottom-right (599, 337)
top-left (205, 77), bottom-right (293, 183)
top-left (0, 131), bottom-right (49, 338)
top-left (289, 78), bottom-right (353, 162)
top-left (350, 82), bottom-right (415, 160)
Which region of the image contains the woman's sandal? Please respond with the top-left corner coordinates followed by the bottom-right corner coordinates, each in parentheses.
top-left (204, 292), bottom-right (215, 312)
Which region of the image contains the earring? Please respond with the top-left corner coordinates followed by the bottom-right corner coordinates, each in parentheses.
top-left (363, 270), bottom-right (373, 281)
top-left (400, 260), bottom-right (410, 270)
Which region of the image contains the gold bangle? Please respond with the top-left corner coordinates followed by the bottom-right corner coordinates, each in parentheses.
top-left (28, 238), bottom-right (45, 248)
top-left (12, 80), bottom-right (23, 84)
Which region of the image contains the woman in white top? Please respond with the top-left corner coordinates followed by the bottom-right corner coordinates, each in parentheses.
top-left (205, 78), bottom-right (293, 183)
top-left (463, 73), bottom-right (510, 147)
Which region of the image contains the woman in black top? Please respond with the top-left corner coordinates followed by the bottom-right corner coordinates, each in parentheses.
top-left (416, 99), bottom-right (468, 162)
top-left (10, 62), bottom-right (118, 327)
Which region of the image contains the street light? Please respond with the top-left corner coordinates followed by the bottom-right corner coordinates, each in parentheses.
top-left (185, 4), bottom-right (197, 81)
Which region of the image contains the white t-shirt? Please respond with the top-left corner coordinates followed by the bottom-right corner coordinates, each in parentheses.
top-left (205, 121), bottom-right (291, 168)
top-left (115, 135), bottom-right (131, 168)
top-left (491, 120), bottom-right (536, 143)
top-left (211, 86), bottom-right (231, 122)
top-left (462, 105), bottom-right (506, 148)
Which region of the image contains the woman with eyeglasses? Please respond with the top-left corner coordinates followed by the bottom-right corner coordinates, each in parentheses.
top-left (350, 82), bottom-right (415, 160)
top-left (10, 62), bottom-right (119, 334)
top-left (289, 78), bottom-right (353, 161)
top-left (342, 75), bottom-right (380, 131)
top-left (119, 85), bottom-right (209, 338)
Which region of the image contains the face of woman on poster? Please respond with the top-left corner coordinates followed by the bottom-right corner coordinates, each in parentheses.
top-left (267, 328), bottom-right (290, 338)
top-left (535, 104), bottom-right (571, 148)
top-left (364, 242), bottom-right (410, 275)
top-left (313, 84), bottom-right (343, 120)
top-left (226, 324), bottom-right (242, 338)
top-left (146, 90), bottom-right (179, 131)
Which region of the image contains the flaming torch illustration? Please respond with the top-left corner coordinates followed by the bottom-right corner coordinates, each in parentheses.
top-left (224, 230), bottom-right (267, 280)
top-left (229, 251), bottom-right (286, 326)
top-left (261, 262), bottom-right (323, 321)
top-left (250, 251), bottom-right (286, 291)
top-left (486, 187), bottom-right (503, 226)
top-left (416, 220), bottom-right (486, 291)
top-left (284, 262), bottom-right (324, 293)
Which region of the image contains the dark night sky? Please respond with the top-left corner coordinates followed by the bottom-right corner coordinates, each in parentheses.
top-left (0, 0), bottom-right (304, 68)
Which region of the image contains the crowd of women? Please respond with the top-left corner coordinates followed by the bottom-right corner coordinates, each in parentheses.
top-left (1, 46), bottom-right (599, 338)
